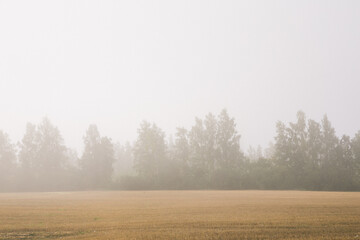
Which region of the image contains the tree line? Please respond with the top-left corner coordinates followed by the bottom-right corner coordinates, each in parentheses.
top-left (0, 110), bottom-right (359, 192)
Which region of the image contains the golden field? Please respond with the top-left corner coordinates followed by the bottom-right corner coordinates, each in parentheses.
top-left (0, 191), bottom-right (359, 240)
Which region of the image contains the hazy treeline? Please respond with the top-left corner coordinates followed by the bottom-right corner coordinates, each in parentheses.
top-left (0, 110), bottom-right (359, 192)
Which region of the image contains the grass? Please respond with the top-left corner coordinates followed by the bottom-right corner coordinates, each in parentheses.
top-left (0, 190), bottom-right (359, 239)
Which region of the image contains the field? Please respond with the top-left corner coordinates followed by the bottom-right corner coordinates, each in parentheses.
top-left (0, 191), bottom-right (360, 240)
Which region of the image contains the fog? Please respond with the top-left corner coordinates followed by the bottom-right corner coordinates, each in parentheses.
top-left (1, 1), bottom-right (360, 191)
top-left (1, 0), bottom-right (360, 152)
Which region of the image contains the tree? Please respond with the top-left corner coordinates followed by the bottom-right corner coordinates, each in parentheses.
top-left (274, 121), bottom-right (290, 167)
top-left (248, 145), bottom-right (265, 162)
top-left (0, 131), bottom-right (16, 191)
top-left (273, 111), bottom-right (328, 188)
top-left (80, 125), bottom-right (115, 189)
top-left (18, 118), bottom-right (70, 190)
top-left (351, 131), bottom-right (360, 189)
top-left (320, 115), bottom-right (339, 190)
top-left (188, 116), bottom-right (217, 187)
top-left (274, 112), bottom-right (309, 188)
top-left (216, 109), bottom-right (243, 170)
top-left (335, 135), bottom-right (357, 190)
top-left (173, 127), bottom-right (190, 177)
top-left (288, 111), bottom-right (308, 188)
top-left (37, 118), bottom-right (67, 171)
top-left (211, 109), bottom-right (244, 189)
top-left (273, 120), bottom-right (292, 188)
top-left (113, 142), bottom-right (134, 181)
top-left (186, 110), bottom-right (244, 188)
top-left (204, 113), bottom-right (218, 173)
top-left (305, 119), bottom-right (322, 189)
top-left (133, 121), bottom-right (166, 185)
top-left (188, 118), bottom-right (207, 186)
top-left (18, 123), bottom-right (38, 171)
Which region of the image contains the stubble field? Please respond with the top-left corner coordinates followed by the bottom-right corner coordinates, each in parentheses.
top-left (0, 190), bottom-right (359, 240)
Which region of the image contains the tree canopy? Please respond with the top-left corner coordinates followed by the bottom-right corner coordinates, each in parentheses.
top-left (0, 110), bottom-right (359, 192)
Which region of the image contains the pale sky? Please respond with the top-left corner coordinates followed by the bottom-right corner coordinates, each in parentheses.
top-left (1, 0), bottom-right (360, 154)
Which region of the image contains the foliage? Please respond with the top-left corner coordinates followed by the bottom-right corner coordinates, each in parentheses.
top-left (1, 110), bottom-right (360, 191)
top-left (17, 118), bottom-right (76, 191)
top-left (80, 125), bottom-right (115, 189)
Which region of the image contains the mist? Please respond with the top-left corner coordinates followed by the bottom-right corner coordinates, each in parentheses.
top-left (1, 0), bottom-right (360, 154)
top-left (2, 1), bottom-right (360, 240)
top-left (0, 109), bottom-right (359, 192)
top-left (1, 1), bottom-right (360, 191)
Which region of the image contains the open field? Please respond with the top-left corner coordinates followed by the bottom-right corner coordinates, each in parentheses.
top-left (0, 191), bottom-right (360, 240)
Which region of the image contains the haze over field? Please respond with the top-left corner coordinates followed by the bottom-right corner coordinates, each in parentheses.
top-left (2, 1), bottom-right (360, 239)
top-left (1, 0), bottom-right (360, 152)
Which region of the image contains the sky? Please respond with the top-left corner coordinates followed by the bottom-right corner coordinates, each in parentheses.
top-left (0, 0), bottom-right (360, 154)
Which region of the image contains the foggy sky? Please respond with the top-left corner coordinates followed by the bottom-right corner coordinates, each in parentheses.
top-left (1, 0), bottom-right (360, 153)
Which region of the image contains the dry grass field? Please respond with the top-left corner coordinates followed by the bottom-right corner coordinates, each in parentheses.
top-left (0, 191), bottom-right (359, 240)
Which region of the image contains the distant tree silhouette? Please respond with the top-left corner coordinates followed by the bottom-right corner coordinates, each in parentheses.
top-left (18, 118), bottom-right (72, 191)
top-left (1, 110), bottom-right (360, 191)
top-left (0, 130), bottom-right (16, 191)
top-left (213, 109), bottom-right (244, 189)
top-left (133, 121), bottom-right (166, 186)
top-left (80, 125), bottom-right (115, 189)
